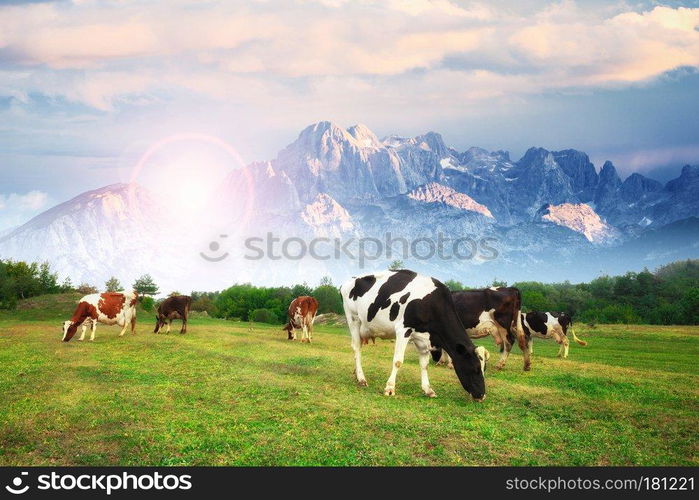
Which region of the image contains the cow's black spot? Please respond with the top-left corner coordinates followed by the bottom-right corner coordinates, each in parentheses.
top-left (399, 292), bottom-right (410, 304)
top-left (367, 270), bottom-right (417, 322)
top-left (349, 275), bottom-right (376, 300)
top-left (389, 302), bottom-right (400, 321)
top-left (404, 328), bottom-right (413, 338)
top-left (525, 311), bottom-right (548, 335)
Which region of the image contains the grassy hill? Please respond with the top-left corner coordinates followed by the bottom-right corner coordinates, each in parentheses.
top-left (0, 292), bottom-right (83, 322)
top-left (0, 309), bottom-right (697, 465)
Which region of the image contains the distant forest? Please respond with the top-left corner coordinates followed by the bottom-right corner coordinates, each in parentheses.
top-left (1, 258), bottom-right (697, 325)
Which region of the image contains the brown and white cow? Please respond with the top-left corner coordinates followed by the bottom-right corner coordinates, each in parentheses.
top-left (154, 295), bottom-right (192, 334)
top-left (62, 291), bottom-right (138, 342)
top-left (434, 288), bottom-right (529, 370)
top-left (521, 311), bottom-right (587, 359)
top-left (283, 296), bottom-right (319, 342)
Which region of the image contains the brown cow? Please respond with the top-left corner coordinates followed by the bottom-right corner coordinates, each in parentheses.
top-left (62, 291), bottom-right (138, 342)
top-left (283, 296), bottom-right (319, 343)
top-left (154, 295), bottom-right (192, 334)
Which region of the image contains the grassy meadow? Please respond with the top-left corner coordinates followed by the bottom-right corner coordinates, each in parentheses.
top-left (0, 296), bottom-right (697, 466)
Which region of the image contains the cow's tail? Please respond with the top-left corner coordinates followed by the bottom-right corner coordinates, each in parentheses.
top-left (571, 328), bottom-right (588, 346)
top-left (512, 290), bottom-right (527, 350)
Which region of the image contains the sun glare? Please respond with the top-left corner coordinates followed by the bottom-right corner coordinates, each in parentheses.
top-left (130, 133), bottom-right (255, 224)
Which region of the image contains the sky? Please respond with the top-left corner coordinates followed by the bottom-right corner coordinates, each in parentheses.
top-left (0, 0), bottom-right (698, 230)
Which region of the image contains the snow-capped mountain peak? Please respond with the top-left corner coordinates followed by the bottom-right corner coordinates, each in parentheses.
top-left (407, 183), bottom-right (493, 218)
top-left (537, 202), bottom-right (619, 244)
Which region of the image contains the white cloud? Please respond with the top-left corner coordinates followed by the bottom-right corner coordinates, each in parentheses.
top-left (0, 1), bottom-right (697, 115)
top-left (0, 191), bottom-right (50, 231)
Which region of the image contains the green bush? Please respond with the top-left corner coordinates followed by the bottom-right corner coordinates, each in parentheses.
top-left (250, 308), bottom-right (278, 324)
top-left (312, 285), bottom-right (343, 314)
top-left (140, 296), bottom-right (155, 313)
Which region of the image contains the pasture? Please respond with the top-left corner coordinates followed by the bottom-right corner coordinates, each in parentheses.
top-left (0, 302), bottom-right (697, 466)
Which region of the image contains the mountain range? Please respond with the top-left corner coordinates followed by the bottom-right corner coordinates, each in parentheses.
top-left (1, 121), bottom-right (697, 291)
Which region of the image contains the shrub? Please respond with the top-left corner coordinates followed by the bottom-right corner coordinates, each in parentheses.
top-left (141, 296), bottom-right (155, 312)
top-left (250, 308), bottom-right (278, 324)
top-left (76, 283), bottom-right (98, 294)
top-left (312, 285), bottom-right (343, 314)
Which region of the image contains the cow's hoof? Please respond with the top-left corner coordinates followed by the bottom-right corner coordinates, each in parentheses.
top-left (523, 363), bottom-right (531, 371)
top-left (384, 387), bottom-right (395, 396)
top-left (357, 379), bottom-right (368, 387)
top-left (424, 389), bottom-right (437, 398)
top-left (495, 363), bottom-right (505, 370)
top-left (78, 338), bottom-right (84, 342)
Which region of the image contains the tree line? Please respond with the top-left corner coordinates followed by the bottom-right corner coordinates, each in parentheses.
top-left (1, 258), bottom-right (697, 325)
top-left (0, 260), bottom-right (160, 310)
top-left (445, 259), bottom-right (699, 325)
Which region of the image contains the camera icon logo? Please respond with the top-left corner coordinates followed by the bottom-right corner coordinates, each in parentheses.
top-left (200, 234), bottom-right (229, 262)
top-left (5, 472), bottom-right (29, 495)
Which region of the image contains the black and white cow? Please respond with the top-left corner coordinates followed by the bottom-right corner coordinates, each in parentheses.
top-left (340, 270), bottom-right (486, 401)
top-left (521, 311), bottom-right (587, 359)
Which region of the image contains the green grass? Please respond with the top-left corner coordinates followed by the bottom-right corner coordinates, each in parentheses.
top-left (0, 307), bottom-right (697, 466)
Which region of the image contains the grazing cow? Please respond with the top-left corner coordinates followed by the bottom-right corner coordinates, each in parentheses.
top-left (154, 295), bottom-right (192, 334)
top-left (340, 270), bottom-right (486, 401)
top-left (62, 291), bottom-right (138, 342)
top-left (283, 296), bottom-right (319, 342)
top-left (521, 311), bottom-right (588, 359)
top-left (444, 288), bottom-right (529, 370)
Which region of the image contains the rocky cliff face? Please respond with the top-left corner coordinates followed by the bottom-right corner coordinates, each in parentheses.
top-left (1, 122), bottom-right (697, 288)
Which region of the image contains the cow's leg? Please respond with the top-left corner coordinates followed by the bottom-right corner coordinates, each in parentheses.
top-left (78, 321), bottom-right (88, 341)
top-left (413, 334), bottom-right (436, 397)
top-left (307, 314), bottom-right (314, 342)
top-left (301, 322), bottom-right (309, 343)
top-left (166, 319), bottom-right (172, 334)
top-left (348, 317), bottom-right (367, 386)
top-left (496, 336), bottom-right (513, 370)
top-left (384, 326), bottom-right (411, 396)
top-left (558, 336), bottom-right (570, 358)
top-left (436, 350), bottom-right (453, 369)
top-left (118, 320), bottom-right (127, 337)
top-left (522, 337), bottom-right (532, 371)
top-left (90, 320), bottom-right (97, 341)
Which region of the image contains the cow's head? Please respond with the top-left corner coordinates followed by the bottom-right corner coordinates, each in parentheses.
top-left (475, 345), bottom-right (490, 373)
top-left (153, 314), bottom-right (165, 333)
top-left (62, 320), bottom-right (78, 342)
top-left (450, 342), bottom-right (486, 402)
top-left (282, 322), bottom-right (295, 340)
top-left (558, 313), bottom-right (573, 334)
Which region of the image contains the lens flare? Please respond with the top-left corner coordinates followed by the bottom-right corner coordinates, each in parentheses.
top-left (129, 133), bottom-right (255, 227)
